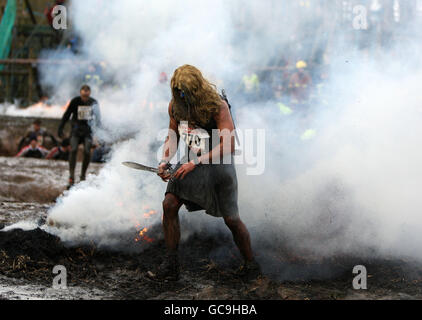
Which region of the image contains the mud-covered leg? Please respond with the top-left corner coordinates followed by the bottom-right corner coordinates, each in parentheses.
top-left (224, 216), bottom-right (253, 261)
top-left (68, 136), bottom-right (79, 187)
top-left (149, 193), bottom-right (183, 281)
top-left (224, 215), bottom-right (261, 280)
top-left (162, 193), bottom-right (183, 251)
top-left (81, 136), bottom-right (92, 181)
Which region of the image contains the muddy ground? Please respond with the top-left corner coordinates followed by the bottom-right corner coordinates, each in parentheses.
top-left (1, 156), bottom-right (422, 300)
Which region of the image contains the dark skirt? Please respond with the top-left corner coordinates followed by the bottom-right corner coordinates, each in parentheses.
top-left (166, 159), bottom-right (239, 218)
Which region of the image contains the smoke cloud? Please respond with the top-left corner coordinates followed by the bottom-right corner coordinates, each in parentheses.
top-left (38, 0), bottom-right (422, 268)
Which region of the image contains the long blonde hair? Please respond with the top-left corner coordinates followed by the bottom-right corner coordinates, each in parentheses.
top-left (170, 64), bottom-right (221, 127)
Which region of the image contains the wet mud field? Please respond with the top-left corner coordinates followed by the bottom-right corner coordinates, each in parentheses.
top-left (1, 156), bottom-right (422, 300)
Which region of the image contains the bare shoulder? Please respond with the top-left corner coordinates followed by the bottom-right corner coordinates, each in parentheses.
top-left (215, 99), bottom-right (230, 120)
top-left (214, 99), bottom-right (234, 130)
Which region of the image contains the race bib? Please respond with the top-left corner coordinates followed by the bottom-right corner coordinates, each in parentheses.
top-left (178, 122), bottom-right (210, 154)
top-left (77, 106), bottom-right (93, 120)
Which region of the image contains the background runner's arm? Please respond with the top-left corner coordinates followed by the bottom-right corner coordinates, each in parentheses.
top-left (161, 102), bottom-right (180, 163)
top-left (198, 101), bottom-right (235, 164)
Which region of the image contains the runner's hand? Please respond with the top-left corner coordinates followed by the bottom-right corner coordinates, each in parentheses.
top-left (173, 161), bottom-right (196, 180)
top-left (158, 162), bottom-right (171, 182)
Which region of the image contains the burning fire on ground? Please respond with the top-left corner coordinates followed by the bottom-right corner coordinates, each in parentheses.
top-left (133, 206), bottom-right (158, 244)
top-left (115, 201), bottom-right (159, 244)
top-left (2, 98), bottom-right (70, 119)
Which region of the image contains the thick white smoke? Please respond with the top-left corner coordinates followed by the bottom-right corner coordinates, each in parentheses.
top-left (42, 0), bottom-right (422, 263)
top-left (237, 56), bottom-right (422, 260)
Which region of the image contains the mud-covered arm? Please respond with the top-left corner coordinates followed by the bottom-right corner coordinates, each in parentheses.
top-left (58, 100), bottom-right (75, 136)
top-left (197, 101), bottom-right (235, 164)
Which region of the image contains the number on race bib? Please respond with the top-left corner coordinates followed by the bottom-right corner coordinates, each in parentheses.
top-left (178, 122), bottom-right (210, 154)
top-left (77, 106), bottom-right (93, 120)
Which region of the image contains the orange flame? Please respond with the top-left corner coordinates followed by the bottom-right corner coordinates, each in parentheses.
top-left (133, 207), bottom-right (158, 244)
top-left (143, 209), bottom-right (157, 219)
